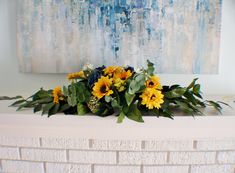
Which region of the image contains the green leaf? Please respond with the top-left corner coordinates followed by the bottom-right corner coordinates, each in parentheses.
top-left (126, 104), bottom-right (144, 123)
top-left (128, 74), bottom-right (146, 94)
top-left (42, 102), bottom-right (54, 115)
top-left (77, 103), bottom-right (89, 115)
top-left (76, 82), bottom-right (91, 102)
top-left (165, 88), bottom-right (187, 98)
top-left (59, 104), bottom-right (71, 112)
top-left (193, 84), bottom-right (201, 94)
top-left (117, 111), bottom-right (126, 123)
top-left (105, 96), bottom-right (112, 103)
top-left (125, 92), bottom-right (135, 106)
top-left (0, 95), bottom-right (23, 100)
top-left (33, 104), bottom-right (42, 113)
top-left (33, 89), bottom-right (51, 101)
top-left (175, 100), bottom-right (194, 114)
top-left (9, 99), bottom-right (26, 107)
top-left (146, 60), bottom-right (155, 75)
top-left (206, 100), bottom-right (222, 114)
top-left (63, 86), bottom-right (69, 96)
top-left (48, 103), bottom-right (60, 117)
top-left (187, 78), bottom-right (198, 89)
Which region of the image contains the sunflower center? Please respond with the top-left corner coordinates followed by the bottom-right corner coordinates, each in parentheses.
top-left (100, 85), bottom-right (107, 93)
top-left (149, 81), bottom-right (154, 86)
top-left (150, 95), bottom-right (156, 100)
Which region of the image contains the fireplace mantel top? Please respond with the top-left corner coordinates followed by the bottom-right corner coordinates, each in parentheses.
top-left (0, 96), bottom-right (235, 140)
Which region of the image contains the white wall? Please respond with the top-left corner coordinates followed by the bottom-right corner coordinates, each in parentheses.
top-left (0, 0), bottom-right (235, 96)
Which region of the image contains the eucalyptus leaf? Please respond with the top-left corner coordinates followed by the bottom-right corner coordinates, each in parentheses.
top-left (125, 92), bottom-right (135, 106)
top-left (117, 111), bottom-right (126, 123)
top-left (165, 88), bottom-right (187, 99)
top-left (77, 103), bottom-right (89, 115)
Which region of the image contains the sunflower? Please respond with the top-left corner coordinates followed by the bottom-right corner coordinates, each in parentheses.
top-left (52, 86), bottom-right (63, 104)
top-left (113, 70), bottom-right (132, 81)
top-left (92, 76), bottom-right (114, 99)
top-left (140, 88), bottom-right (164, 109)
top-left (67, 71), bottom-right (85, 81)
top-left (103, 66), bottom-right (123, 77)
top-left (146, 75), bottom-right (162, 89)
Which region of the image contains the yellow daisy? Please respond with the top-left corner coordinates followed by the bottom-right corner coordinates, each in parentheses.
top-left (52, 86), bottom-right (63, 104)
top-left (67, 71), bottom-right (85, 81)
top-left (146, 75), bottom-right (162, 89)
top-left (92, 76), bottom-right (114, 99)
top-left (140, 88), bottom-right (164, 109)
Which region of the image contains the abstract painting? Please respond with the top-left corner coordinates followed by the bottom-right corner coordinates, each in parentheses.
top-left (17, 0), bottom-right (222, 73)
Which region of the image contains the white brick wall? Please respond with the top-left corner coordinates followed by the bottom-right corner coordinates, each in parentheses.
top-left (197, 140), bottom-right (235, 150)
top-left (46, 163), bottom-right (91, 173)
top-left (91, 139), bottom-right (142, 151)
top-left (143, 166), bottom-right (189, 173)
top-left (94, 165), bottom-right (140, 173)
top-left (1, 160), bottom-right (44, 173)
top-left (0, 146), bottom-right (19, 159)
top-left (21, 148), bottom-right (66, 162)
top-left (0, 136), bottom-right (40, 147)
top-left (169, 152), bottom-right (216, 164)
top-left (0, 137), bottom-right (235, 173)
top-left (41, 137), bottom-right (89, 149)
top-left (191, 165), bottom-right (235, 173)
top-left (217, 151), bottom-right (235, 163)
top-left (119, 151), bottom-right (167, 165)
top-left (144, 140), bottom-right (194, 151)
top-left (69, 150), bottom-right (116, 164)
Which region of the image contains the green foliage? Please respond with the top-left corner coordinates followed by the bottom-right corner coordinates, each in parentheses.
top-left (0, 61), bottom-right (229, 123)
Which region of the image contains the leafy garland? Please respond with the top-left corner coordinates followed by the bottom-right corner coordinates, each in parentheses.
top-left (0, 61), bottom-right (228, 123)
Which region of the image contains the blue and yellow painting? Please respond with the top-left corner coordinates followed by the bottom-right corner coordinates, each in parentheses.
top-left (17, 0), bottom-right (222, 73)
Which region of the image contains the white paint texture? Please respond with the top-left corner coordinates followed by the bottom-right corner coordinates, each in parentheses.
top-left (0, 0), bottom-right (235, 95)
top-left (16, 0), bottom-right (221, 73)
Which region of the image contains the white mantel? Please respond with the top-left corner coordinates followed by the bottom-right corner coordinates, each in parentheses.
top-left (0, 97), bottom-right (235, 173)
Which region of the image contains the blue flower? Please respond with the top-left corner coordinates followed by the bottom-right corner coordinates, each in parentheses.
top-left (88, 66), bottom-right (106, 87)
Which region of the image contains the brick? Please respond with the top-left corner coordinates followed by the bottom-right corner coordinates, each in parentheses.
top-left (0, 136), bottom-right (40, 147)
top-left (21, 148), bottom-right (66, 162)
top-left (0, 146), bottom-right (19, 159)
top-left (1, 160), bottom-right (43, 173)
top-left (94, 165), bottom-right (140, 173)
top-left (41, 137), bottom-right (89, 149)
top-left (46, 163), bottom-right (91, 173)
top-left (191, 165), bottom-right (235, 173)
top-left (144, 140), bottom-right (193, 151)
top-left (169, 152), bottom-right (216, 164)
top-left (119, 152), bottom-right (167, 165)
top-left (69, 150), bottom-right (116, 164)
top-left (197, 140), bottom-right (235, 150)
top-left (92, 139), bottom-right (142, 151)
top-left (217, 151), bottom-right (235, 164)
top-left (143, 166), bottom-right (189, 173)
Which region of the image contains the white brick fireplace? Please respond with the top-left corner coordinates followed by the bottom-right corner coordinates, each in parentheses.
top-left (0, 99), bottom-right (235, 173)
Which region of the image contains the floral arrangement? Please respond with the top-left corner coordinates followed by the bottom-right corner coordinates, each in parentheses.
top-left (1, 61), bottom-right (227, 123)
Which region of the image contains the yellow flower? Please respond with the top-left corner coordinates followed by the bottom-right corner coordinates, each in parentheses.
top-left (113, 70), bottom-right (132, 81)
top-left (52, 86), bottom-right (63, 104)
top-left (113, 70), bottom-right (132, 92)
top-left (67, 71), bottom-right (85, 81)
top-left (146, 75), bottom-right (162, 89)
top-left (140, 88), bottom-right (164, 109)
top-left (103, 66), bottom-right (123, 77)
top-left (92, 76), bottom-right (114, 99)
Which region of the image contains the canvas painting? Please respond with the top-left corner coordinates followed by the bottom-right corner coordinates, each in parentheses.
top-left (17, 0), bottom-right (222, 73)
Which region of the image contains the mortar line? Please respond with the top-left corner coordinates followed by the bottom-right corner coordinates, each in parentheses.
top-left (43, 162), bottom-right (46, 173)
top-left (188, 165), bottom-right (191, 173)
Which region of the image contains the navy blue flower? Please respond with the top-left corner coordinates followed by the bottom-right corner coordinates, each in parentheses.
top-left (88, 66), bottom-right (106, 87)
top-left (125, 66), bottom-right (134, 73)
